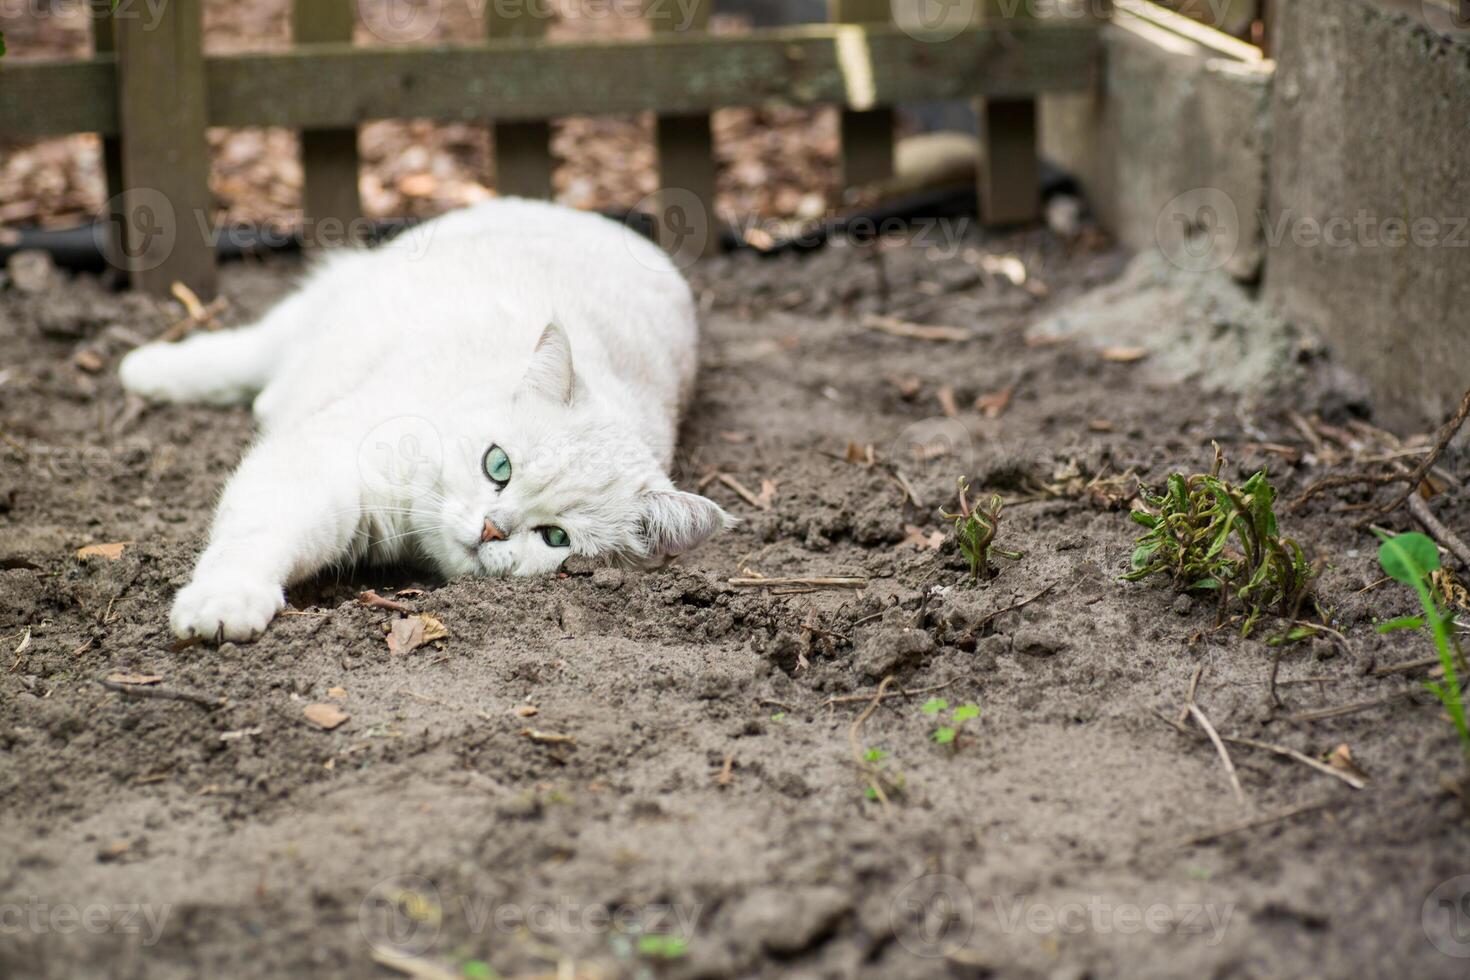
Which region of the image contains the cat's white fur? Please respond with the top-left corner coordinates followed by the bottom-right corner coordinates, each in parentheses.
top-left (119, 199), bottom-right (732, 642)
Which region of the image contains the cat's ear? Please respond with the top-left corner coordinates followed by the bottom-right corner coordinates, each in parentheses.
top-left (516, 323), bottom-right (576, 406)
top-left (639, 489), bottom-right (733, 557)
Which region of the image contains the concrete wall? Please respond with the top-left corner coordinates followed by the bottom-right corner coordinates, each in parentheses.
top-left (1040, 0), bottom-right (1470, 428)
top-left (1040, 9), bottom-right (1272, 283)
top-left (1265, 0), bottom-right (1470, 428)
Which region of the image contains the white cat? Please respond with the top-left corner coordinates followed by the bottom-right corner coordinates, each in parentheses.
top-left (120, 199), bottom-right (732, 642)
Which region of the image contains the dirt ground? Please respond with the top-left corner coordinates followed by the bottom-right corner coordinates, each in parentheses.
top-left (2, 223), bottom-right (1469, 980)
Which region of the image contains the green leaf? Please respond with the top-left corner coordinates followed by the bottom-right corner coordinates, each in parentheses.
top-left (920, 698), bottom-right (949, 715)
top-left (1376, 531), bottom-right (1441, 585)
top-left (932, 727), bottom-right (957, 744)
top-left (952, 703), bottom-right (980, 723)
top-left (461, 961), bottom-right (498, 980)
top-left (863, 747), bottom-right (887, 763)
top-left (1375, 615), bottom-right (1426, 634)
top-left (1130, 510), bottom-right (1159, 528)
top-left (1190, 577), bottom-right (1221, 590)
top-left (637, 935), bottom-right (689, 959)
top-left (0, 31), bottom-right (7, 58)
top-left (770, 712), bottom-right (786, 722)
top-left (1130, 542), bottom-right (1160, 571)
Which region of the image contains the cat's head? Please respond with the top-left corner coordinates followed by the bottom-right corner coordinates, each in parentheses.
top-left (421, 324), bottom-right (732, 578)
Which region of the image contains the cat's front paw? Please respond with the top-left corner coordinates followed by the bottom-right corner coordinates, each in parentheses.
top-left (170, 574), bottom-right (285, 643)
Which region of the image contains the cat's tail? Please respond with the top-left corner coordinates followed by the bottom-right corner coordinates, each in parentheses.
top-left (119, 290), bottom-right (311, 406)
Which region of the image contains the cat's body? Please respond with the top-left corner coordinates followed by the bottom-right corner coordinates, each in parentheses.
top-left (120, 199), bottom-right (730, 642)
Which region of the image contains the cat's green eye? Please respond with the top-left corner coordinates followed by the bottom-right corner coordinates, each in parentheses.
top-left (482, 445), bottom-right (511, 487)
top-left (540, 526), bottom-right (570, 548)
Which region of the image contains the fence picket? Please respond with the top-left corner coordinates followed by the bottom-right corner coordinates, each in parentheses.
top-left (977, 0), bottom-right (1038, 226)
top-left (293, 0), bottom-right (363, 241)
top-left (114, 0), bottom-right (216, 297)
top-left (646, 0), bottom-right (718, 260)
top-left (487, 0), bottom-right (554, 199)
top-left (830, 0), bottom-right (894, 190)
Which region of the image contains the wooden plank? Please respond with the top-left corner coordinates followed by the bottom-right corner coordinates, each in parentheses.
top-left (977, 1), bottom-right (1038, 226)
top-left (89, 0), bottom-right (125, 273)
top-left (830, 0), bottom-right (893, 189)
top-left (486, 0), bottom-right (553, 199)
top-left (648, 0), bottom-right (717, 259)
top-left (0, 25), bottom-right (1100, 138)
top-left (114, 0), bottom-right (216, 297)
top-left (975, 95), bottom-right (1037, 225)
top-left (294, 0), bottom-right (363, 238)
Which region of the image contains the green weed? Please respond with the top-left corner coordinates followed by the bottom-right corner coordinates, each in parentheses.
top-left (944, 478), bottom-right (1021, 583)
top-left (1375, 531), bottom-right (1469, 758)
top-left (922, 698), bottom-right (980, 746)
top-left (1125, 445), bottom-right (1314, 636)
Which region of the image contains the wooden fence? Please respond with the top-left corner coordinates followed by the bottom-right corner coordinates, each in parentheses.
top-left (0, 0), bottom-right (1103, 297)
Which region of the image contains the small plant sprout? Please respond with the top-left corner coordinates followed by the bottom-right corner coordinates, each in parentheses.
top-left (922, 698), bottom-right (980, 746)
top-left (636, 934), bottom-right (690, 960)
top-left (1374, 531), bottom-right (1469, 758)
top-left (943, 478), bottom-right (1022, 582)
top-left (1125, 443), bottom-right (1316, 636)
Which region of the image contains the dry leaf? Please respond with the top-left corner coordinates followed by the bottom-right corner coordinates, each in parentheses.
top-left (1101, 346), bottom-right (1149, 363)
top-left (76, 541), bottom-right (130, 561)
top-left (1326, 743), bottom-right (1369, 782)
top-left (395, 588), bottom-right (425, 598)
top-left (899, 525), bottom-right (946, 551)
top-left (73, 349), bottom-right (104, 373)
top-left (398, 173), bottom-right (438, 197)
top-left (106, 673), bottom-right (162, 686)
top-left (520, 727), bottom-right (575, 745)
top-left (303, 703), bottom-right (350, 730)
top-left (514, 704), bottom-right (539, 718)
top-left (386, 613), bottom-right (449, 654)
top-left (979, 253), bottom-right (1027, 285)
top-left (974, 386), bottom-right (1014, 419)
top-left (936, 385), bottom-right (960, 419)
top-left (718, 430), bottom-right (751, 444)
top-left (327, 686), bottom-right (347, 700)
top-left (863, 314), bottom-right (970, 342)
top-left (755, 479), bottom-right (778, 510)
top-left (1087, 419), bottom-right (1116, 432)
top-left (887, 374), bottom-right (922, 399)
top-left (845, 441), bottom-right (876, 466)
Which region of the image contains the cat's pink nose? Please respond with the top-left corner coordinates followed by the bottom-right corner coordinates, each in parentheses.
top-left (480, 518), bottom-right (506, 543)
